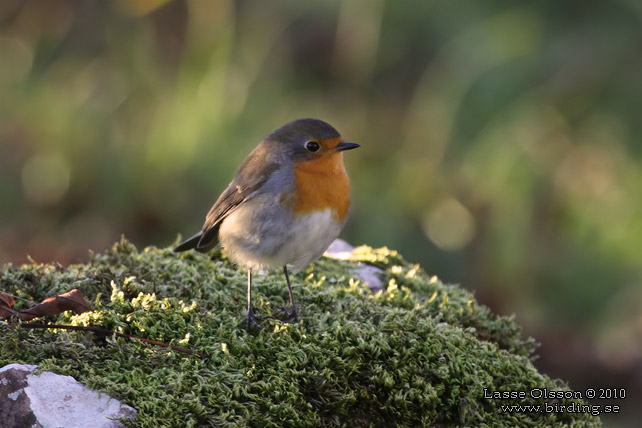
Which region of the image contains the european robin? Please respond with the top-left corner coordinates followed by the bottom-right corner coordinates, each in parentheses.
top-left (174, 118), bottom-right (359, 330)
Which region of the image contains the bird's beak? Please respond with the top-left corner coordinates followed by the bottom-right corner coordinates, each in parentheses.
top-left (335, 141), bottom-right (360, 151)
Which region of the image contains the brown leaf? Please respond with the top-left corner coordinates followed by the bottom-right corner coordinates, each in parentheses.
top-left (0, 293), bottom-right (16, 318)
top-left (14, 289), bottom-right (90, 321)
top-left (0, 292), bottom-right (14, 308)
top-left (0, 307), bottom-right (16, 318)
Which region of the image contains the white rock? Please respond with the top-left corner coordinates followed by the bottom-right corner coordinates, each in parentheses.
top-left (0, 363), bottom-right (38, 374)
top-left (325, 239), bottom-right (384, 293)
top-left (324, 239), bottom-right (356, 259)
top-left (0, 363), bottom-right (135, 428)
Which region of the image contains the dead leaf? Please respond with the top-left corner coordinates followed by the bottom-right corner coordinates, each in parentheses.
top-left (0, 292), bottom-right (13, 308)
top-left (0, 289), bottom-right (90, 321)
top-left (0, 292), bottom-right (16, 318)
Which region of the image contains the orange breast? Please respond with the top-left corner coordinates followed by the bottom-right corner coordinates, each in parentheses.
top-left (292, 152), bottom-right (351, 222)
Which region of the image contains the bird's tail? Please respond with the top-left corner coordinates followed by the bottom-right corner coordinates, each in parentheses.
top-left (173, 232), bottom-right (203, 252)
top-left (173, 223), bottom-right (221, 253)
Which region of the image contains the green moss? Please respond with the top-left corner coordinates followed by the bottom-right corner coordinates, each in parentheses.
top-left (1, 238), bottom-right (600, 427)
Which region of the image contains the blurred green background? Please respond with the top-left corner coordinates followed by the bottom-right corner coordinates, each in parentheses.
top-left (1, 0), bottom-right (640, 426)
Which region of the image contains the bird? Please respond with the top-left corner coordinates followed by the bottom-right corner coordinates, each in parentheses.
top-left (174, 118), bottom-right (359, 330)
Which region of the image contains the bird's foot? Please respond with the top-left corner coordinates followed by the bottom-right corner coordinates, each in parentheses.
top-left (246, 307), bottom-right (266, 331)
top-left (278, 305), bottom-right (299, 323)
top-left (246, 307), bottom-right (299, 330)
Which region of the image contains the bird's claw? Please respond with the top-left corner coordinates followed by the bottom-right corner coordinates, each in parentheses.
top-left (278, 305), bottom-right (299, 322)
top-left (246, 303), bottom-right (301, 331)
top-left (246, 308), bottom-right (266, 331)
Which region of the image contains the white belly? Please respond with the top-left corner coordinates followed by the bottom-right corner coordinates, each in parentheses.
top-left (277, 209), bottom-right (343, 272)
top-left (219, 199), bottom-right (344, 272)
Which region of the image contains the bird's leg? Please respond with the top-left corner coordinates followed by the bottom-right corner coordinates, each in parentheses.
top-left (246, 269), bottom-right (265, 331)
top-left (283, 266), bottom-right (299, 322)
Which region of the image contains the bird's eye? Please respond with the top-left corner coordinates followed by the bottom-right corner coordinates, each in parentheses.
top-left (305, 141), bottom-right (320, 152)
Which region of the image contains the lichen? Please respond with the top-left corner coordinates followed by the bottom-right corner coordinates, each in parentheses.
top-left (0, 237), bottom-right (601, 427)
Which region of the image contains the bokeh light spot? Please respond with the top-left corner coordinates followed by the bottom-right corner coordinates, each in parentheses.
top-left (423, 198), bottom-right (476, 251)
top-left (554, 145), bottom-right (619, 198)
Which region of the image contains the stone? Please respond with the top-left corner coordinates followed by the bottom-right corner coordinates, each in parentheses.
top-left (0, 363), bottom-right (136, 428)
top-left (325, 239), bottom-right (384, 293)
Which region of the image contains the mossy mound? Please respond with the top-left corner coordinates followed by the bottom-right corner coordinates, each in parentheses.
top-left (1, 238), bottom-right (600, 427)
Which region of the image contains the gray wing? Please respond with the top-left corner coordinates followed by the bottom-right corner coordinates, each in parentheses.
top-left (173, 143), bottom-right (279, 253)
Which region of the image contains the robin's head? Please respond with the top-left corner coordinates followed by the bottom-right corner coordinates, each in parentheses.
top-left (266, 118), bottom-right (359, 163)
